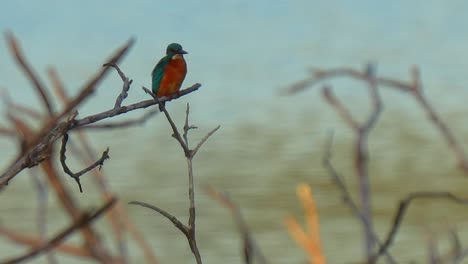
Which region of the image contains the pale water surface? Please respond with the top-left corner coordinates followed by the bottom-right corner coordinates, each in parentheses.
top-left (1, 1), bottom-right (468, 263)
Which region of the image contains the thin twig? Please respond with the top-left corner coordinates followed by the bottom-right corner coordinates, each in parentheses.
top-left (371, 192), bottom-right (468, 263)
top-left (323, 132), bottom-right (396, 264)
top-left (47, 68), bottom-right (68, 105)
top-left (192, 126), bottom-right (221, 158)
top-left (0, 197), bottom-right (118, 264)
top-left (131, 101), bottom-right (220, 264)
top-left (408, 66), bottom-right (468, 172)
top-left (29, 169), bottom-right (58, 264)
top-left (73, 84), bottom-right (200, 129)
top-left (287, 65), bottom-right (468, 175)
top-left (60, 133), bottom-right (110, 193)
top-left (78, 109), bottom-right (159, 130)
top-left (128, 201), bottom-right (188, 236)
top-left (285, 67), bottom-right (411, 95)
top-left (103, 62), bottom-right (133, 108)
top-left (0, 226), bottom-right (91, 258)
top-left (5, 32), bottom-right (54, 115)
top-left (205, 186), bottom-right (269, 264)
top-left (0, 38), bottom-right (134, 187)
top-left (320, 64), bottom-right (383, 258)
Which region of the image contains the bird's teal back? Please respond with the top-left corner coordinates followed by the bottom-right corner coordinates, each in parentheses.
top-left (151, 54), bottom-right (174, 94)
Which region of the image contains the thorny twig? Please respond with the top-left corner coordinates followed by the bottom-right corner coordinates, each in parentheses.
top-left (131, 98), bottom-right (220, 264)
top-left (60, 133), bottom-right (110, 193)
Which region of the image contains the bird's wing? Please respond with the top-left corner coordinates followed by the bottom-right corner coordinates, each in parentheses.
top-left (151, 55), bottom-right (172, 94)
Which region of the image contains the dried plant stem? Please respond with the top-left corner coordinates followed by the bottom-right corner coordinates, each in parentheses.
top-left (1, 197), bottom-right (117, 264)
top-left (131, 100), bottom-right (220, 264)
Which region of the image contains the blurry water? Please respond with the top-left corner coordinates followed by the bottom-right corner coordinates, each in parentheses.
top-left (2, 1), bottom-right (468, 263)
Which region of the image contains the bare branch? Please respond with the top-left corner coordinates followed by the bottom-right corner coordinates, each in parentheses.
top-left (183, 103), bottom-right (198, 146)
top-left (371, 192), bottom-right (468, 263)
top-left (408, 66), bottom-right (468, 172)
top-left (285, 67), bottom-right (411, 95)
top-left (131, 101), bottom-right (219, 264)
top-left (319, 64), bottom-right (383, 258)
top-left (103, 62), bottom-right (133, 108)
top-left (29, 170), bottom-right (58, 264)
top-left (128, 201), bottom-right (188, 236)
top-left (0, 197), bottom-right (117, 264)
top-left (192, 125), bottom-right (221, 157)
top-left (321, 86), bottom-right (360, 131)
top-left (47, 68), bottom-right (68, 104)
top-left (72, 83), bottom-right (200, 129)
top-left (288, 65), bottom-right (468, 175)
top-left (0, 39), bottom-right (134, 187)
top-left (205, 186), bottom-right (269, 264)
top-left (78, 109), bottom-right (159, 130)
top-left (323, 132), bottom-right (396, 264)
top-left (0, 226), bottom-right (91, 258)
top-left (5, 32), bottom-right (54, 115)
top-left (60, 133), bottom-right (110, 193)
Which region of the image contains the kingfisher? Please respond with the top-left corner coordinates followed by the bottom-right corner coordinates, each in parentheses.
top-left (152, 43), bottom-right (188, 99)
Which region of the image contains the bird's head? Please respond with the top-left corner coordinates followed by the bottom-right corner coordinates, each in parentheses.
top-left (166, 43), bottom-right (188, 55)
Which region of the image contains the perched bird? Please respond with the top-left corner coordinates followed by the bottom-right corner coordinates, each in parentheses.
top-left (152, 43), bottom-right (188, 98)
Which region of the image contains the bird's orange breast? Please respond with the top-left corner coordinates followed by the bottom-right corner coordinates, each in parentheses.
top-left (158, 55), bottom-right (187, 97)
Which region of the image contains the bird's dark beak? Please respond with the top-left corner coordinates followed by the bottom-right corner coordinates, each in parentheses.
top-left (179, 49), bottom-right (188, 54)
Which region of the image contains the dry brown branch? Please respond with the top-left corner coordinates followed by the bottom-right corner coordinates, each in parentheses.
top-left (76, 109), bottom-right (159, 130)
top-left (320, 64), bottom-right (382, 258)
top-left (0, 197), bottom-right (117, 264)
top-left (53, 64), bottom-right (158, 263)
top-left (29, 169), bottom-right (58, 264)
top-left (131, 101), bottom-right (220, 264)
top-left (0, 38), bottom-right (134, 188)
top-left (287, 65), bottom-right (468, 174)
top-left (2, 91), bottom-right (43, 120)
top-left (205, 186), bottom-right (269, 264)
top-left (40, 158), bottom-right (113, 262)
top-left (5, 32), bottom-right (54, 115)
top-left (102, 62), bottom-right (133, 108)
top-left (371, 192), bottom-right (468, 263)
top-left (408, 66), bottom-right (468, 172)
top-left (285, 67), bottom-right (411, 95)
top-left (0, 126), bottom-right (16, 137)
top-left (128, 201), bottom-right (188, 235)
top-left (71, 83), bottom-right (200, 129)
top-left (59, 133), bottom-right (109, 193)
top-left (71, 128), bottom-right (157, 263)
top-left (47, 68), bottom-right (68, 104)
top-left (0, 226), bottom-right (91, 258)
top-left (323, 132), bottom-right (396, 264)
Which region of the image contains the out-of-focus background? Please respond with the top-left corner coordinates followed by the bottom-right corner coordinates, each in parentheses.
top-left (2, 1), bottom-right (468, 263)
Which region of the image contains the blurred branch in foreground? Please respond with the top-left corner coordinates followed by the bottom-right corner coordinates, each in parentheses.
top-left (287, 64), bottom-right (468, 263)
top-left (0, 32), bottom-right (203, 263)
top-left (205, 186), bottom-right (269, 264)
